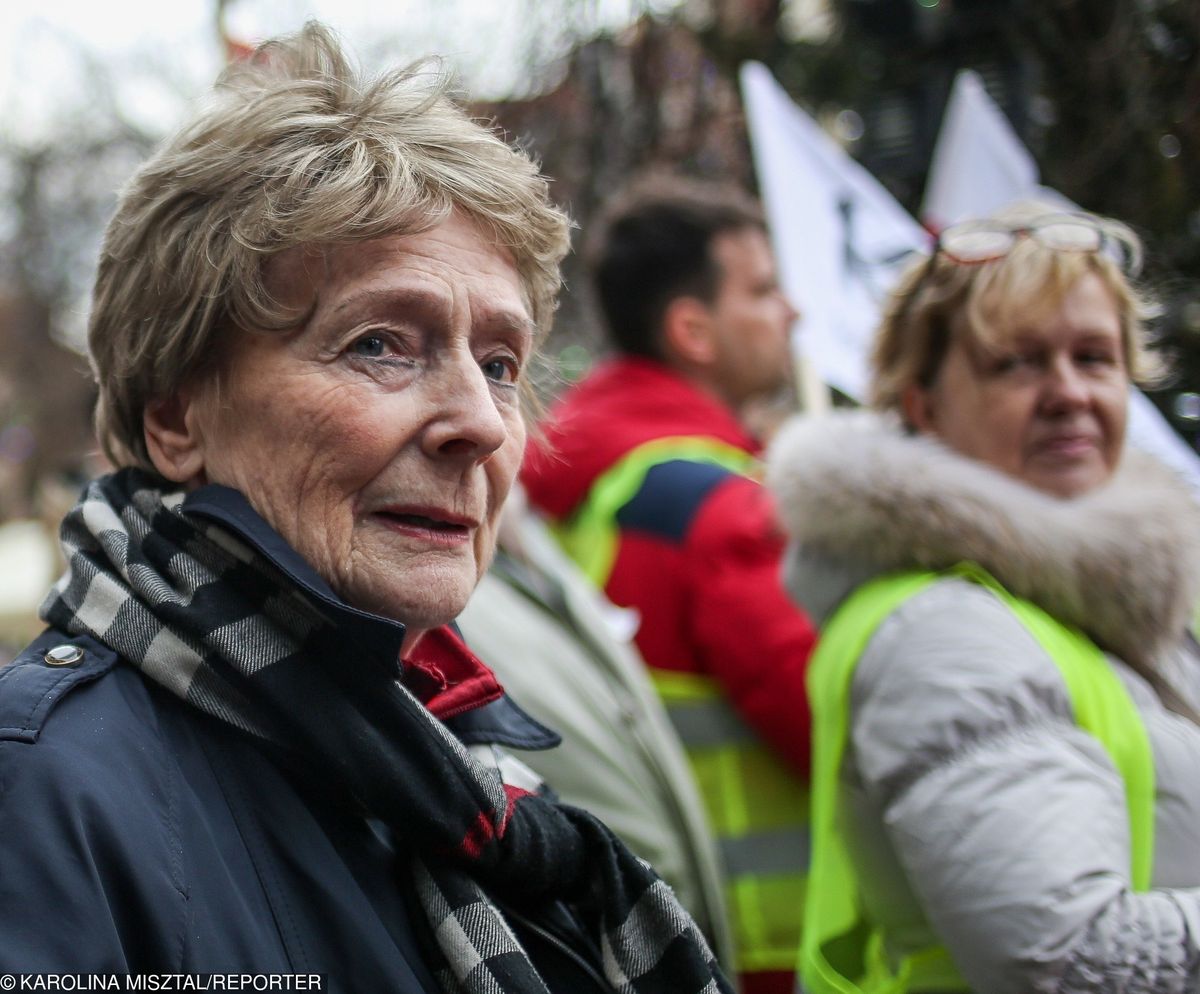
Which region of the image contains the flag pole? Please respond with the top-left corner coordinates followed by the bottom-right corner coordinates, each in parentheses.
top-left (794, 354), bottom-right (831, 415)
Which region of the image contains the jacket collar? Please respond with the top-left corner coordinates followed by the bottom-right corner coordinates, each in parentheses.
top-left (767, 411), bottom-right (1200, 668)
top-left (181, 483), bottom-right (557, 748)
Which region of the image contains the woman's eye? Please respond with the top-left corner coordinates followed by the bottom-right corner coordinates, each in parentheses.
top-left (351, 335), bottom-right (388, 358)
top-left (993, 354), bottom-right (1031, 374)
top-left (481, 357), bottom-right (518, 384)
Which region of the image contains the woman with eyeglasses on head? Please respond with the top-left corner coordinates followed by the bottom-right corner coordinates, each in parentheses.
top-left (767, 202), bottom-right (1200, 994)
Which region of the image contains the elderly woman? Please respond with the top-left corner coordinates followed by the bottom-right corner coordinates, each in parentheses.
top-left (767, 205), bottom-right (1200, 993)
top-left (0, 25), bottom-right (729, 994)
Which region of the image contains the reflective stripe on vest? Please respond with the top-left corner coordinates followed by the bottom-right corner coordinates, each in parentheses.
top-left (652, 664), bottom-right (809, 974)
top-left (801, 564), bottom-right (1156, 994)
top-left (551, 438), bottom-right (808, 975)
top-left (550, 436), bottom-right (757, 586)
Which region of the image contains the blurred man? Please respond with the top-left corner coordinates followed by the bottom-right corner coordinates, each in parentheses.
top-left (523, 176), bottom-right (816, 994)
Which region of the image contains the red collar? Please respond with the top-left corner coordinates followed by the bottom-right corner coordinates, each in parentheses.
top-left (401, 626), bottom-right (503, 721)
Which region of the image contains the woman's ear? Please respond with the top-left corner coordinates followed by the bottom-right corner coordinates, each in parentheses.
top-left (143, 389), bottom-right (208, 486)
top-left (901, 382), bottom-right (936, 435)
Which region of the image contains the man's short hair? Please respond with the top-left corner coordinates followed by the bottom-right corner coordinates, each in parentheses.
top-left (586, 175), bottom-right (764, 359)
top-left (90, 22), bottom-right (570, 471)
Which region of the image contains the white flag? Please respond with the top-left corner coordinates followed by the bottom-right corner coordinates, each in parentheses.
top-left (740, 61), bottom-right (928, 402)
top-left (923, 70), bottom-right (1070, 227)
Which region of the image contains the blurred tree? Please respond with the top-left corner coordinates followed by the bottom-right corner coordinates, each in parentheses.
top-left (1025, 2), bottom-right (1200, 427)
top-left (482, 8), bottom-right (759, 390)
top-left (0, 32), bottom-right (166, 516)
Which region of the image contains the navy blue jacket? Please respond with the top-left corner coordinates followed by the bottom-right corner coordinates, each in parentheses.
top-left (0, 489), bottom-right (610, 992)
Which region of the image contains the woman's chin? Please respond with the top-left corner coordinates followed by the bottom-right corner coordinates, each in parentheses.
top-left (339, 570), bottom-right (474, 632)
top-left (1021, 459), bottom-right (1113, 499)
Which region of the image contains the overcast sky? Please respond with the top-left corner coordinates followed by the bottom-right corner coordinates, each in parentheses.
top-left (0, 0), bottom-right (682, 141)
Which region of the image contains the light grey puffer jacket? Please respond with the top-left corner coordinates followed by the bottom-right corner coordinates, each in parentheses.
top-left (767, 411), bottom-right (1200, 994)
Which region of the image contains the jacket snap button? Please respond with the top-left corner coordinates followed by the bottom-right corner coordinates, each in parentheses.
top-left (44, 644), bottom-right (85, 667)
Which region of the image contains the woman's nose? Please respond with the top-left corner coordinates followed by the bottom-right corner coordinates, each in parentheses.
top-left (1041, 354), bottom-right (1090, 411)
top-left (421, 357), bottom-right (510, 462)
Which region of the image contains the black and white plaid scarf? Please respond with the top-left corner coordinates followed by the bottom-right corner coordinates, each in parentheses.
top-left (42, 469), bottom-right (730, 994)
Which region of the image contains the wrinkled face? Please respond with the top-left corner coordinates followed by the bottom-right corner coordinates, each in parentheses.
top-left (908, 272), bottom-right (1129, 498)
top-left (706, 227), bottom-right (799, 408)
top-left (171, 213), bottom-right (532, 650)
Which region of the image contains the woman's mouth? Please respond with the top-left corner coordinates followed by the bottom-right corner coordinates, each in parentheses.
top-left (1033, 434), bottom-right (1098, 460)
top-left (374, 509), bottom-right (474, 545)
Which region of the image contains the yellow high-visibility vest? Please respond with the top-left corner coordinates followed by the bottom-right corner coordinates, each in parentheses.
top-left (651, 669), bottom-right (809, 974)
top-left (551, 435), bottom-right (757, 586)
top-left (551, 436), bottom-right (810, 975)
top-left (802, 564), bottom-right (1156, 994)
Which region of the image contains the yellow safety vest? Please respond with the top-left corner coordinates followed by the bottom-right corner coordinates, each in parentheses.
top-left (802, 564), bottom-right (1156, 994)
top-left (552, 436), bottom-right (809, 975)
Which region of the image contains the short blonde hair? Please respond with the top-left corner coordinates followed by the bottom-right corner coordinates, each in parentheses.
top-left (870, 202), bottom-right (1160, 416)
top-left (90, 22), bottom-right (571, 470)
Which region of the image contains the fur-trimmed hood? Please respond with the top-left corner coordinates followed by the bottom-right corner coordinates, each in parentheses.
top-left (766, 410), bottom-right (1200, 670)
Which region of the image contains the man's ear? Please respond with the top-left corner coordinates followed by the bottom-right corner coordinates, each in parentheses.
top-left (661, 297), bottom-right (717, 368)
top-left (143, 388), bottom-right (208, 486)
top-left (900, 382), bottom-right (936, 435)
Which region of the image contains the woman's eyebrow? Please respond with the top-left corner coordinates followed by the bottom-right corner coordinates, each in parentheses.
top-left (325, 288), bottom-right (533, 339)
top-left (481, 311), bottom-right (536, 343)
top-left (326, 286), bottom-right (445, 321)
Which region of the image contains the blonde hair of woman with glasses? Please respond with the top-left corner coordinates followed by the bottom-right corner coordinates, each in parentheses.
top-left (766, 201), bottom-right (1200, 994)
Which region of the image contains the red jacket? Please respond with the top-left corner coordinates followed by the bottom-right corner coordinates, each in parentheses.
top-left (522, 357), bottom-right (815, 776)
